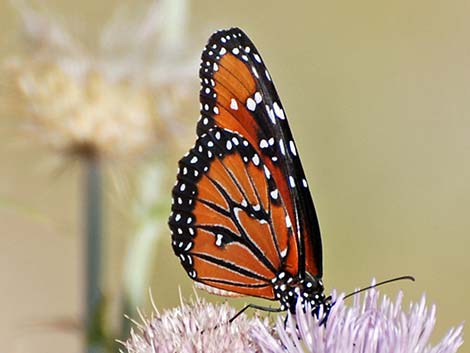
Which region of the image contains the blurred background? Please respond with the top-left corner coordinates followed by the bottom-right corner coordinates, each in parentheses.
top-left (0, 0), bottom-right (469, 352)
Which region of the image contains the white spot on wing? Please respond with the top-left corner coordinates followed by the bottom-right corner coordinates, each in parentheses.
top-left (230, 98), bottom-right (238, 110)
top-left (252, 154), bottom-right (260, 166)
top-left (279, 139), bottom-right (286, 156)
top-left (289, 140), bottom-right (297, 156)
top-left (289, 176), bottom-right (296, 187)
top-left (285, 215), bottom-right (292, 228)
top-left (273, 102), bottom-right (285, 120)
top-left (263, 165), bottom-right (271, 179)
top-left (266, 105), bottom-right (275, 124)
top-left (215, 234), bottom-right (223, 247)
top-left (246, 98), bottom-right (256, 111)
top-left (265, 69), bottom-right (271, 81)
top-left (254, 91), bottom-right (262, 103)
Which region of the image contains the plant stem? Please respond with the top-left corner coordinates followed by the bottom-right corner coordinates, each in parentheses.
top-left (84, 156), bottom-right (104, 353)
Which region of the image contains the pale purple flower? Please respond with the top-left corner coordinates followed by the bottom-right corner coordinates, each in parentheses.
top-left (123, 286), bottom-right (463, 353)
top-left (252, 287), bottom-right (463, 353)
top-left (123, 297), bottom-right (271, 353)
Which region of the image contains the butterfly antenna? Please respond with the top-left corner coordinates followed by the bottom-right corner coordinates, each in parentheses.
top-left (343, 275), bottom-right (415, 300)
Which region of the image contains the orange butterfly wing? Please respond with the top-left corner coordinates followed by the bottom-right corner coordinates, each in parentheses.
top-left (169, 28), bottom-right (323, 299)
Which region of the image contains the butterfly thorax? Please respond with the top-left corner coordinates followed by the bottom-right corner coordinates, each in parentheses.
top-left (272, 271), bottom-right (330, 315)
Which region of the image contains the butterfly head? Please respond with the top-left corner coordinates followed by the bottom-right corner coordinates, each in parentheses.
top-left (272, 271), bottom-right (331, 316)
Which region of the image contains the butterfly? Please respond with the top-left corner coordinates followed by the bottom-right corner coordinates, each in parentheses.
top-left (169, 27), bottom-right (330, 317)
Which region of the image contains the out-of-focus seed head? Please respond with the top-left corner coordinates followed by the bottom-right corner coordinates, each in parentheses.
top-left (3, 0), bottom-right (197, 160)
top-left (9, 61), bottom-right (158, 159)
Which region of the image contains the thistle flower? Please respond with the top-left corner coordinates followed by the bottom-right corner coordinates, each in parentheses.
top-left (252, 287), bottom-right (464, 353)
top-left (123, 286), bottom-right (463, 353)
top-left (123, 297), bottom-right (270, 353)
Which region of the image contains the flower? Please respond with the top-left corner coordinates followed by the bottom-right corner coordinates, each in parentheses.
top-left (252, 287), bottom-right (464, 353)
top-left (3, 0), bottom-right (197, 160)
top-left (122, 284), bottom-right (463, 353)
top-left (122, 296), bottom-right (271, 353)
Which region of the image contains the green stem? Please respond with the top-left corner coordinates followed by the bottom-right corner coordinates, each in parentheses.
top-left (120, 296), bottom-right (132, 343)
top-left (84, 157), bottom-right (104, 353)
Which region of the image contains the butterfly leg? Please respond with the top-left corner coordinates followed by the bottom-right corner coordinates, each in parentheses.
top-left (229, 304), bottom-right (284, 323)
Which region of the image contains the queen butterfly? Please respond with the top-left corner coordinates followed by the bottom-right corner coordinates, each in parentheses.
top-left (169, 27), bottom-right (330, 316)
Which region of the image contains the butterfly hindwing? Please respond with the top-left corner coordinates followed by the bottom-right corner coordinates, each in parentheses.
top-left (170, 127), bottom-right (292, 298)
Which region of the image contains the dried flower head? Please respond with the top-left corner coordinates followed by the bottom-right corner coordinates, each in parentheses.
top-left (8, 63), bottom-right (158, 158)
top-left (123, 297), bottom-right (270, 353)
top-left (4, 0), bottom-right (197, 160)
top-left (252, 287), bottom-right (464, 353)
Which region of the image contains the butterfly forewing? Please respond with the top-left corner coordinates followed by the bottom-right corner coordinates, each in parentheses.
top-left (197, 28), bottom-right (322, 278)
